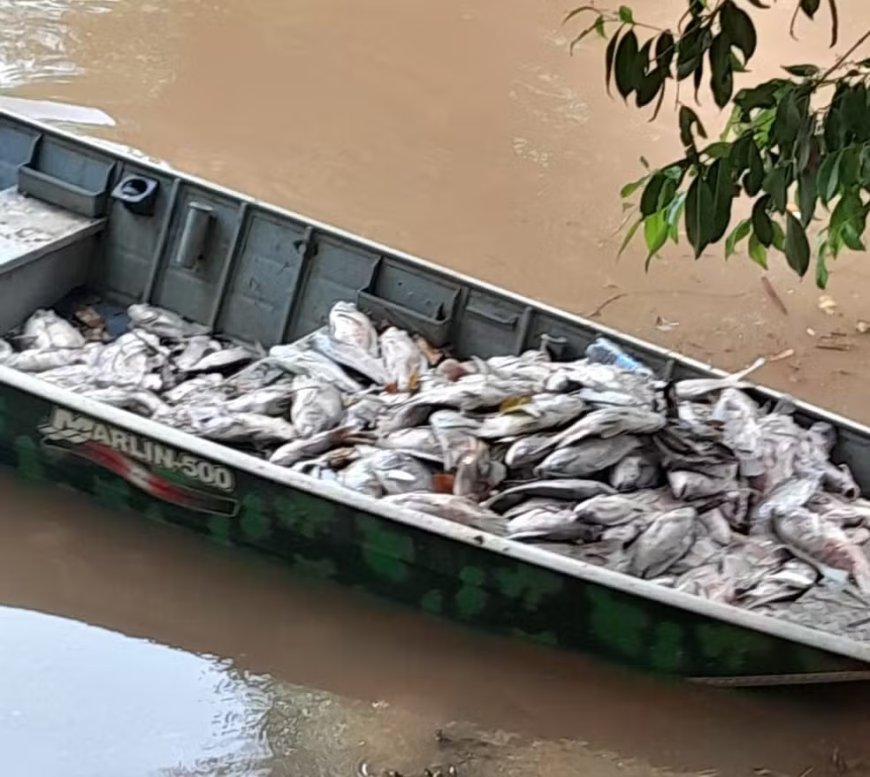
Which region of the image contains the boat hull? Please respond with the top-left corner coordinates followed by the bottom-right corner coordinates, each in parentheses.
top-left (2, 380), bottom-right (866, 685)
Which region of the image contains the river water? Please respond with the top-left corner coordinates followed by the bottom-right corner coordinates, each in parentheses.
top-left (1, 0), bottom-right (870, 774)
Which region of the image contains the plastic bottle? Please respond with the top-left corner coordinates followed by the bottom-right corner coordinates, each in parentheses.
top-left (585, 336), bottom-right (653, 375)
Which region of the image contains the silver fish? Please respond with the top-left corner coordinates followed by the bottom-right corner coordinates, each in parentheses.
top-left (504, 432), bottom-right (561, 469)
top-left (86, 387), bottom-right (169, 417)
top-left (675, 563), bottom-right (735, 603)
top-left (630, 507), bottom-right (697, 579)
top-left (739, 559), bottom-right (818, 608)
top-left (94, 331), bottom-right (164, 390)
top-left (34, 364), bottom-right (97, 389)
top-left (185, 345), bottom-right (256, 374)
top-left (774, 509), bottom-right (870, 592)
top-left (399, 374), bottom-right (537, 414)
top-left (429, 410), bottom-right (482, 469)
top-left (312, 330), bottom-right (388, 385)
top-left (667, 463), bottom-right (738, 500)
top-left (330, 301), bottom-right (379, 355)
top-left (535, 435), bottom-right (642, 478)
top-left (174, 335), bottom-right (222, 372)
top-left (822, 463), bottom-right (860, 500)
top-left (382, 492), bottom-right (508, 534)
top-left (127, 304), bottom-right (209, 340)
top-left (339, 455), bottom-right (383, 497)
top-left (344, 395), bottom-right (390, 430)
top-left (609, 451), bottom-right (660, 492)
top-left (673, 357), bottom-right (765, 400)
top-left (475, 393), bottom-right (586, 440)
top-left (3, 348), bottom-right (90, 373)
top-left (453, 439), bottom-right (506, 499)
top-left (599, 518), bottom-right (647, 548)
top-left (368, 449), bottom-right (433, 495)
top-left (290, 376), bottom-right (344, 438)
top-left (755, 475), bottom-right (821, 525)
top-left (163, 374), bottom-right (225, 404)
top-left (713, 388), bottom-right (764, 478)
top-left (267, 345), bottom-right (362, 393)
top-left (507, 503), bottom-right (604, 543)
top-left (697, 508), bottom-right (732, 545)
top-left (226, 381), bottom-right (297, 416)
top-left (22, 309), bottom-right (85, 350)
top-left (483, 479), bottom-right (616, 513)
top-left (270, 426), bottom-right (356, 467)
top-left (572, 494), bottom-right (649, 526)
top-left (182, 406), bottom-right (297, 444)
top-left (375, 427), bottom-right (443, 463)
top-left (380, 326), bottom-right (426, 391)
top-left (554, 407), bottom-right (665, 448)
top-left (669, 535), bottom-right (719, 574)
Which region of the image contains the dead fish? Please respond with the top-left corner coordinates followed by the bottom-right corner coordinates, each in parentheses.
top-left (185, 344), bottom-right (256, 374)
top-left (127, 303), bottom-right (209, 340)
top-left (163, 374), bottom-right (225, 404)
top-left (402, 374), bottom-right (538, 415)
top-left (573, 494), bottom-right (650, 526)
top-left (290, 376), bottom-right (344, 437)
top-left (673, 357), bottom-right (765, 400)
top-left (344, 395), bottom-right (390, 430)
top-left (182, 405), bottom-right (297, 444)
top-left (675, 563), bottom-right (735, 603)
top-left (504, 432), bottom-right (561, 469)
top-left (599, 518), bottom-right (647, 548)
top-left (739, 559), bottom-right (819, 608)
top-left (535, 435), bottom-right (642, 478)
top-left (380, 326), bottom-right (426, 391)
top-left (483, 479), bottom-right (616, 513)
top-left (652, 423), bottom-right (733, 470)
top-left (713, 388), bottom-right (764, 478)
top-left (755, 475), bottom-right (821, 525)
top-left (340, 455), bottom-right (383, 497)
top-left (267, 345), bottom-right (363, 393)
top-left (87, 387), bottom-right (169, 418)
top-left (270, 426), bottom-right (356, 467)
top-left (22, 309), bottom-right (85, 350)
top-left (667, 463), bottom-right (738, 500)
top-left (630, 507), bottom-right (697, 579)
top-left (507, 503), bottom-right (605, 542)
top-left (428, 410), bottom-right (482, 469)
top-left (475, 393), bottom-right (586, 440)
top-left (669, 535), bottom-right (719, 574)
top-left (609, 451), bottom-right (660, 492)
top-left (554, 407), bottom-right (665, 448)
top-left (845, 526), bottom-right (870, 546)
top-left (698, 508), bottom-right (732, 545)
top-left (2, 348), bottom-right (90, 373)
top-left (312, 330), bottom-right (388, 385)
top-left (822, 463), bottom-right (860, 500)
top-left (774, 509), bottom-right (870, 592)
top-left (330, 301), bottom-right (379, 355)
top-left (33, 364), bottom-right (97, 389)
top-left (226, 381), bottom-right (297, 416)
top-left (174, 335), bottom-right (222, 372)
top-left (453, 439), bottom-right (506, 499)
top-left (94, 331), bottom-right (164, 390)
top-left (368, 449), bottom-right (433, 495)
top-left (375, 427), bottom-right (443, 463)
top-left (382, 492), bottom-right (508, 534)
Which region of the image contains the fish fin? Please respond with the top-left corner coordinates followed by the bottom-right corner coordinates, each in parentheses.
top-left (730, 356), bottom-right (766, 383)
top-left (499, 396), bottom-right (532, 412)
top-left (432, 473), bottom-right (455, 494)
top-left (407, 367), bottom-right (421, 394)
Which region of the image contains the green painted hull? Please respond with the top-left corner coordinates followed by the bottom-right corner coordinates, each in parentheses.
top-left (2, 381), bottom-right (867, 685)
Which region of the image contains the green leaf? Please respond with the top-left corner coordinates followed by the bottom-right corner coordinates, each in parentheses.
top-left (734, 81), bottom-right (781, 117)
top-left (677, 20), bottom-right (703, 80)
top-left (817, 150), bottom-right (841, 205)
top-left (570, 22), bottom-right (602, 53)
top-left (594, 15), bottom-right (607, 39)
top-left (748, 233), bottom-right (768, 268)
top-left (636, 68), bottom-right (665, 108)
top-left (685, 172), bottom-right (713, 258)
top-left (752, 196), bottom-right (774, 246)
top-left (772, 88), bottom-right (802, 147)
top-left (618, 5), bottom-right (634, 23)
top-left (618, 218), bottom-right (643, 257)
top-left (782, 64), bottom-right (821, 78)
top-left (708, 158), bottom-right (734, 242)
top-left (604, 28), bottom-right (621, 95)
top-left (665, 192), bottom-right (686, 242)
top-left (784, 210), bottom-right (810, 276)
top-left (562, 5), bottom-right (598, 24)
top-left (644, 210), bottom-right (669, 266)
top-left (721, 1), bottom-right (757, 60)
top-left (709, 34), bottom-right (734, 108)
top-left (746, 0), bottom-right (771, 8)
top-left (816, 243), bottom-right (830, 289)
top-left (614, 30), bottom-right (641, 99)
top-left (797, 170), bottom-right (817, 226)
top-left (725, 218), bottom-right (751, 257)
top-left (763, 165), bottom-right (789, 213)
top-left (830, 191), bottom-right (867, 250)
top-left (729, 134), bottom-right (752, 175)
top-left (771, 219), bottom-right (786, 251)
top-left (655, 31), bottom-right (675, 70)
top-left (620, 175), bottom-right (648, 198)
top-left (800, 0), bottom-right (822, 17)
top-left (679, 106), bottom-right (707, 149)
top-left (743, 140), bottom-right (764, 196)
top-left (703, 142), bottom-right (732, 159)
top-left (640, 173), bottom-right (665, 216)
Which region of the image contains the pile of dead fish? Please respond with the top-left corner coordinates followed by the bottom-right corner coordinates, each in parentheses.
top-left (3, 302), bottom-right (870, 632)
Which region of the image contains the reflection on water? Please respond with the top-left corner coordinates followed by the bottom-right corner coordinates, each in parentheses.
top-left (0, 607), bottom-right (275, 777)
top-left (0, 0), bottom-right (116, 89)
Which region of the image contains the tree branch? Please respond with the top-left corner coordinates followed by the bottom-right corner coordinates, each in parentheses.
top-left (820, 28), bottom-right (870, 81)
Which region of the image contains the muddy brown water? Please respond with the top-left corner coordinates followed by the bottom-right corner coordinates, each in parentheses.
top-left (2, 0), bottom-right (870, 774)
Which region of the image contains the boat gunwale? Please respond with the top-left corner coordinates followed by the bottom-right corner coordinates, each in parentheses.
top-left (2, 361), bottom-right (868, 669)
top-left (2, 110), bottom-right (870, 669)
